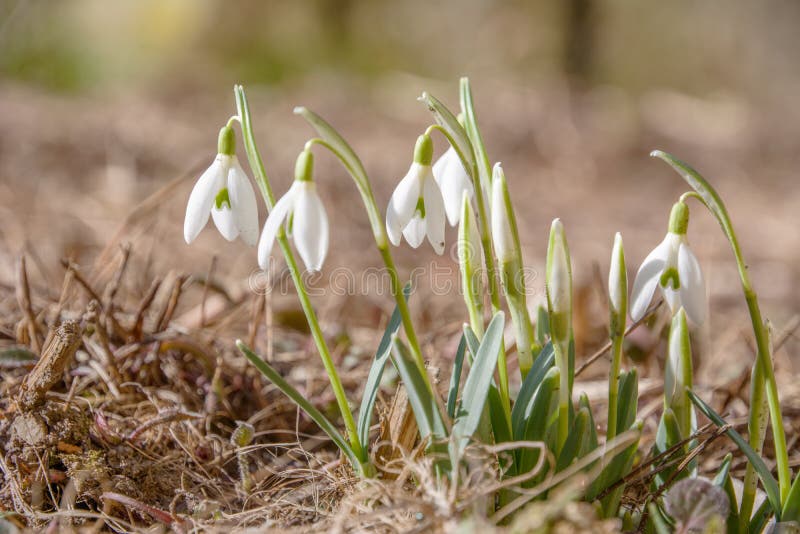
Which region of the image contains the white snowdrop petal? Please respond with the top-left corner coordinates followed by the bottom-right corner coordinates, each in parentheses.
top-left (678, 243), bottom-right (706, 325)
top-left (211, 205), bottom-right (239, 241)
top-left (184, 160), bottom-right (224, 244)
top-left (629, 236), bottom-right (672, 321)
top-left (228, 161), bottom-right (260, 246)
top-left (257, 184), bottom-right (297, 270)
top-left (293, 184), bottom-right (329, 272)
top-left (402, 215), bottom-right (426, 248)
top-left (423, 172), bottom-right (446, 254)
top-left (386, 164), bottom-right (423, 245)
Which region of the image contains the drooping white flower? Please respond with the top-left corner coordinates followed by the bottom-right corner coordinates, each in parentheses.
top-left (257, 150), bottom-right (329, 273)
top-left (385, 134), bottom-right (446, 254)
top-left (630, 201), bottom-right (706, 324)
top-left (184, 125), bottom-right (259, 246)
top-left (433, 147), bottom-right (474, 227)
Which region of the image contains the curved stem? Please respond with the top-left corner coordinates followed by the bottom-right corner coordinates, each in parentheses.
top-left (303, 137), bottom-right (431, 388)
top-left (653, 151), bottom-right (790, 503)
top-left (234, 86), bottom-right (365, 465)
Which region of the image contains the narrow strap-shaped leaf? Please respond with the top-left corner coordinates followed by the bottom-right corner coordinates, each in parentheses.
top-left (236, 341), bottom-right (358, 468)
top-left (452, 312), bottom-right (505, 453)
top-left (511, 342), bottom-right (555, 439)
top-left (688, 389), bottom-right (781, 518)
top-left (749, 498), bottom-right (772, 534)
top-left (487, 383), bottom-right (512, 444)
top-left (418, 92), bottom-right (476, 174)
top-left (357, 283), bottom-right (412, 448)
top-left (713, 453), bottom-right (733, 487)
top-left (446, 334), bottom-right (468, 419)
top-left (556, 406), bottom-right (590, 472)
top-left (578, 392), bottom-right (599, 456)
top-left (518, 367), bottom-right (560, 476)
top-left (616, 368), bottom-right (638, 435)
top-left (712, 454), bottom-right (741, 534)
top-left (390, 337), bottom-right (447, 441)
top-left (459, 78), bottom-right (491, 194)
top-left (781, 472), bottom-right (800, 522)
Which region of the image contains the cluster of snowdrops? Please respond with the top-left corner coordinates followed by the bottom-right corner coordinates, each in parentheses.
top-left (181, 81), bottom-right (797, 532)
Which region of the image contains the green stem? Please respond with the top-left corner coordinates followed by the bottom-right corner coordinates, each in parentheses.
top-left (606, 335), bottom-right (623, 440)
top-left (741, 358), bottom-right (769, 529)
top-left (554, 341), bottom-right (570, 453)
top-left (652, 151), bottom-right (790, 503)
top-left (424, 123), bottom-right (511, 419)
top-left (233, 86), bottom-right (365, 464)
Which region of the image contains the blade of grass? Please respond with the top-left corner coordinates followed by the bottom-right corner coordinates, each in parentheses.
top-left (236, 341), bottom-right (358, 468)
top-left (357, 283), bottom-right (412, 448)
top-left (688, 389), bottom-right (781, 518)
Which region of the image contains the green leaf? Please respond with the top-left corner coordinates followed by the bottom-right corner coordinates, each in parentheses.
top-left (688, 389), bottom-right (782, 518)
top-left (616, 369), bottom-right (638, 434)
top-left (458, 77), bottom-right (491, 194)
top-left (512, 342), bottom-right (555, 439)
top-left (781, 472), bottom-right (800, 522)
top-left (418, 91), bottom-right (476, 174)
top-left (713, 453), bottom-right (733, 488)
top-left (488, 383), bottom-right (512, 444)
top-left (446, 334), bottom-right (468, 420)
top-left (518, 367), bottom-right (561, 477)
top-left (390, 337), bottom-right (447, 441)
top-left (236, 341), bottom-right (358, 467)
top-left (556, 406), bottom-right (590, 472)
top-left (595, 422), bottom-right (642, 516)
top-left (749, 498), bottom-right (772, 534)
top-left (713, 454), bottom-right (740, 534)
top-left (452, 312), bottom-right (505, 453)
top-left (648, 502), bottom-right (673, 534)
top-left (357, 283), bottom-right (412, 448)
top-left (578, 393), bottom-right (599, 457)
top-left (535, 305), bottom-right (549, 346)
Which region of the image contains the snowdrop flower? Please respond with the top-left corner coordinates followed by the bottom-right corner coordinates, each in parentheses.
top-left (184, 125), bottom-right (259, 246)
top-left (385, 133), bottom-right (446, 254)
top-left (630, 201), bottom-right (706, 324)
top-left (258, 150), bottom-right (329, 272)
top-left (433, 147), bottom-right (473, 227)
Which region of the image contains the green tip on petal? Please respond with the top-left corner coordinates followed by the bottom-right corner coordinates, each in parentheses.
top-left (218, 125), bottom-right (236, 156)
top-left (668, 201), bottom-right (690, 235)
top-left (295, 149), bottom-right (314, 182)
top-left (215, 188), bottom-right (231, 210)
top-left (413, 133), bottom-right (434, 166)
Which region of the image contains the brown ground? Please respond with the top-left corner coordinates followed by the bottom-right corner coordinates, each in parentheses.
top-left (1, 77), bottom-right (799, 531)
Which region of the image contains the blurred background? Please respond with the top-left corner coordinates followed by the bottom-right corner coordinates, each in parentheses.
top-left (1, 0), bottom-right (799, 384)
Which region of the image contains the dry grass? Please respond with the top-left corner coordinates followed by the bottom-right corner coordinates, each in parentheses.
top-left (1, 81), bottom-right (800, 532)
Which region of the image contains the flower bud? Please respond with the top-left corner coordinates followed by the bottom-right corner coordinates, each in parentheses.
top-left (490, 163), bottom-right (519, 264)
top-left (608, 232), bottom-right (627, 338)
top-left (546, 218), bottom-right (572, 346)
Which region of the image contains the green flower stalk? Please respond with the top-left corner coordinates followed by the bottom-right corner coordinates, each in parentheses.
top-left (545, 218), bottom-right (573, 452)
top-left (651, 150), bottom-right (790, 503)
top-left (607, 232), bottom-right (627, 439)
top-left (458, 191), bottom-right (484, 338)
top-left (491, 163), bottom-right (535, 376)
top-left (232, 86), bottom-right (366, 470)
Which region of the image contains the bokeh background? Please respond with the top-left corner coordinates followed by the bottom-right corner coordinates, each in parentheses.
top-left (2, 0), bottom-right (799, 386)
